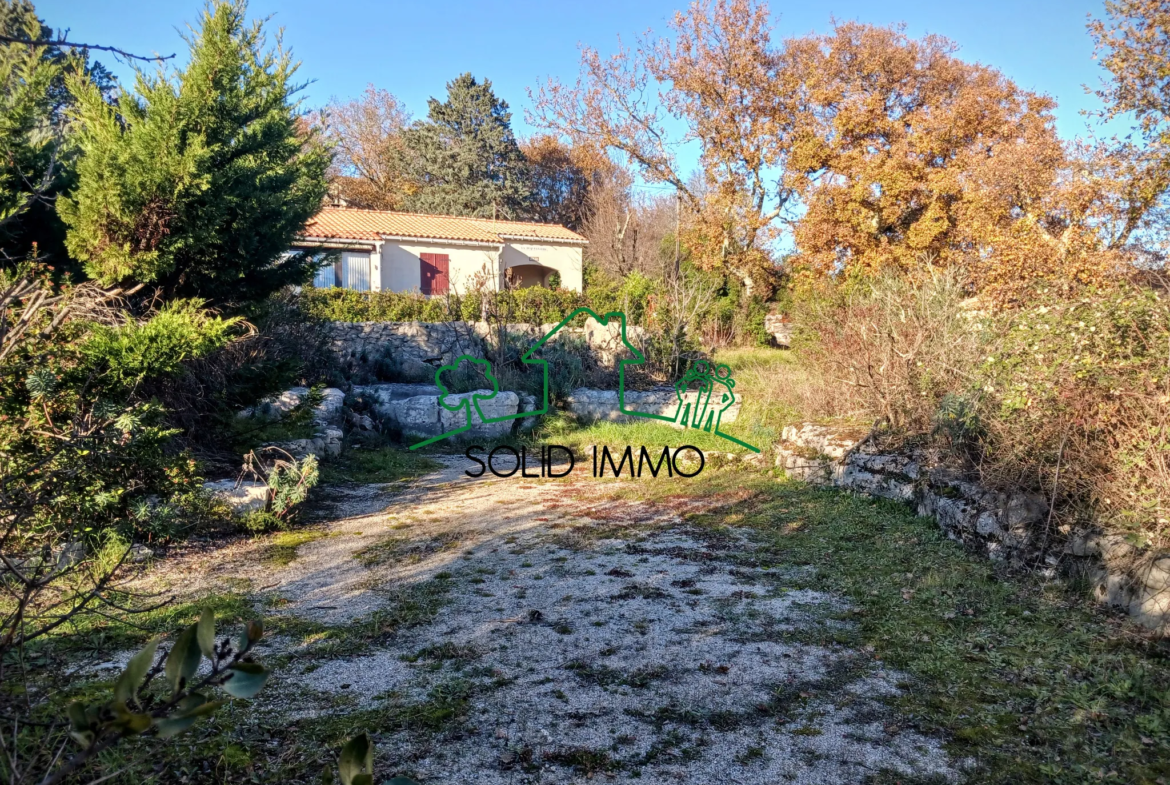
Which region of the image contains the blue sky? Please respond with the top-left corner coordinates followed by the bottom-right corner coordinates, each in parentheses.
top-left (41, 0), bottom-right (1119, 172)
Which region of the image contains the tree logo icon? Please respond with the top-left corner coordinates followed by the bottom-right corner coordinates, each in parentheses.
top-left (408, 307), bottom-right (759, 453)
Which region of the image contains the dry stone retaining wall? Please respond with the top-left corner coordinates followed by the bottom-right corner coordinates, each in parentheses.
top-left (775, 423), bottom-right (1170, 634)
top-left (564, 387), bottom-right (742, 428)
top-left (328, 320), bottom-right (649, 378)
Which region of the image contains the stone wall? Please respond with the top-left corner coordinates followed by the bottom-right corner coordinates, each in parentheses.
top-left (329, 322), bottom-right (487, 379)
top-left (353, 383), bottom-right (535, 440)
top-left (328, 320), bottom-right (649, 379)
top-left (775, 423), bottom-right (1170, 634)
top-left (565, 388), bottom-right (742, 428)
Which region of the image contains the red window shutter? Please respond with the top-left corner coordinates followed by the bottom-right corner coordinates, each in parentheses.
top-left (419, 253), bottom-right (434, 295)
top-left (434, 254), bottom-right (449, 295)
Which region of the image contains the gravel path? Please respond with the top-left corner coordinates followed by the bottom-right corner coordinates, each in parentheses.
top-left (148, 455), bottom-right (963, 783)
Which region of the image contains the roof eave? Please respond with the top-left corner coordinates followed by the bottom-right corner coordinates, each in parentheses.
top-left (294, 236), bottom-right (378, 250)
top-left (378, 233), bottom-right (503, 248)
top-left (496, 233), bottom-right (588, 246)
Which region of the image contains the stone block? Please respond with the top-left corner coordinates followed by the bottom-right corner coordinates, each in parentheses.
top-left (839, 465), bottom-right (915, 501)
top-left (323, 428), bottom-right (344, 457)
top-left (383, 395), bottom-right (441, 437)
top-left (438, 390), bottom-right (519, 439)
top-left (314, 388), bottom-right (346, 425)
top-left (518, 393), bottom-right (540, 432)
top-left (1141, 556), bottom-right (1170, 592)
top-left (202, 480), bottom-right (269, 515)
top-left (975, 511), bottom-right (1001, 537)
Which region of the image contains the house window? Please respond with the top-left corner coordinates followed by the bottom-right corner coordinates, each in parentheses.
top-left (312, 257), bottom-right (336, 288)
top-left (419, 253), bottom-right (450, 295)
top-left (343, 252), bottom-right (371, 292)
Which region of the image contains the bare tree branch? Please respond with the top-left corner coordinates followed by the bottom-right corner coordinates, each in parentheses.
top-left (0, 34), bottom-right (174, 63)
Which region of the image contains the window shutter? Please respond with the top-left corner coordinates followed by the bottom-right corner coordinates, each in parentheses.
top-left (433, 254), bottom-right (450, 295)
top-left (420, 253), bottom-right (434, 295)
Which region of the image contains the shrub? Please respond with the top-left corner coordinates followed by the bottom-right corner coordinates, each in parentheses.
top-left (299, 286), bottom-right (464, 322)
top-left (790, 265), bottom-right (1170, 545)
top-left (977, 282), bottom-right (1170, 542)
top-left (59, 0), bottom-right (330, 304)
top-left (129, 486), bottom-right (235, 542)
top-left (795, 265), bottom-right (985, 432)
top-left (268, 454), bottom-right (319, 519)
top-left (239, 510), bottom-right (285, 534)
top-left (79, 300), bottom-right (239, 390)
top-left (493, 286), bottom-right (586, 325)
top-left (143, 291), bottom-right (338, 472)
top-left (1, 274), bottom-right (237, 539)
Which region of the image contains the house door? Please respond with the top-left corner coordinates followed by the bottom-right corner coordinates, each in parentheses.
top-left (420, 253), bottom-right (449, 295)
top-left (343, 252), bottom-right (371, 292)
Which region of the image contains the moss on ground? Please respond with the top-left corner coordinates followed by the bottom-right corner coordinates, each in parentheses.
top-left (263, 529), bottom-right (332, 566)
top-left (318, 444), bottom-right (440, 485)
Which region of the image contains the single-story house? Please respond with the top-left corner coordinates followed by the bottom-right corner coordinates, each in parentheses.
top-left (294, 207), bottom-right (587, 295)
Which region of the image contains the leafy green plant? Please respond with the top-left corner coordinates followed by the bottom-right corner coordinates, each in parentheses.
top-left (976, 282), bottom-right (1170, 539)
top-left (934, 391), bottom-right (984, 449)
top-left (79, 301), bottom-right (240, 390)
top-left (240, 510), bottom-right (286, 534)
top-left (268, 454), bottom-right (319, 518)
top-left (42, 611), bottom-right (271, 785)
top-left (336, 733), bottom-right (419, 785)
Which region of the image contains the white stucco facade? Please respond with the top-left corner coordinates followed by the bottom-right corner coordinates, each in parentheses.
top-left (499, 241), bottom-right (584, 291)
top-left (372, 239), bottom-right (583, 295)
top-left (296, 208), bottom-right (587, 295)
top-left (380, 241), bottom-right (497, 294)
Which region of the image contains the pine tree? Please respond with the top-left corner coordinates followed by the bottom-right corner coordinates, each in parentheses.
top-left (0, 1), bottom-right (58, 256)
top-left (58, 0), bottom-right (330, 304)
top-left (403, 73), bottom-right (531, 218)
top-left (0, 0), bottom-right (110, 272)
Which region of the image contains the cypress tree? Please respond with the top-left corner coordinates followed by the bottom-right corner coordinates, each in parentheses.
top-left (403, 72), bottom-right (531, 218)
top-left (58, 0), bottom-right (330, 304)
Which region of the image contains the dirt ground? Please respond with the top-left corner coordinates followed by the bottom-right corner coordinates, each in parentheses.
top-left (141, 455), bottom-right (964, 783)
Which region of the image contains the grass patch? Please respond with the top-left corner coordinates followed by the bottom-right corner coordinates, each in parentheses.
top-left (543, 746), bottom-right (618, 776)
top-left (319, 443), bottom-right (440, 485)
top-left (263, 529), bottom-right (330, 566)
top-left (531, 412), bottom-right (749, 456)
top-left (527, 347), bottom-right (799, 458)
top-left (38, 591), bottom-right (257, 657)
top-left (402, 642), bottom-right (479, 663)
top-left (565, 660), bottom-right (670, 689)
top-left (30, 678), bottom-right (474, 785)
top-left (353, 530), bottom-right (463, 567)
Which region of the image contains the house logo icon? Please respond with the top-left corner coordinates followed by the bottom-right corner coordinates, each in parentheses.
top-left (408, 307), bottom-right (760, 453)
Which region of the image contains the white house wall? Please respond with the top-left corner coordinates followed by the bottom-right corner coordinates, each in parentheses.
top-left (381, 242), bottom-right (499, 295)
top-left (500, 242), bottom-right (583, 291)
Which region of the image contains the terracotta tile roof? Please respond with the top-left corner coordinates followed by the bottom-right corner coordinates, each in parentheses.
top-left (471, 217), bottom-right (586, 243)
top-left (300, 207), bottom-right (587, 245)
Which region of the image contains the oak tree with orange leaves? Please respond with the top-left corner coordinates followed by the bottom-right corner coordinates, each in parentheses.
top-left (533, 0), bottom-right (1170, 301)
top-left (529, 0), bottom-right (792, 295)
top-left (520, 134), bottom-right (612, 231)
top-left (782, 23), bottom-right (1064, 283)
top-left (315, 85), bottom-right (414, 210)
